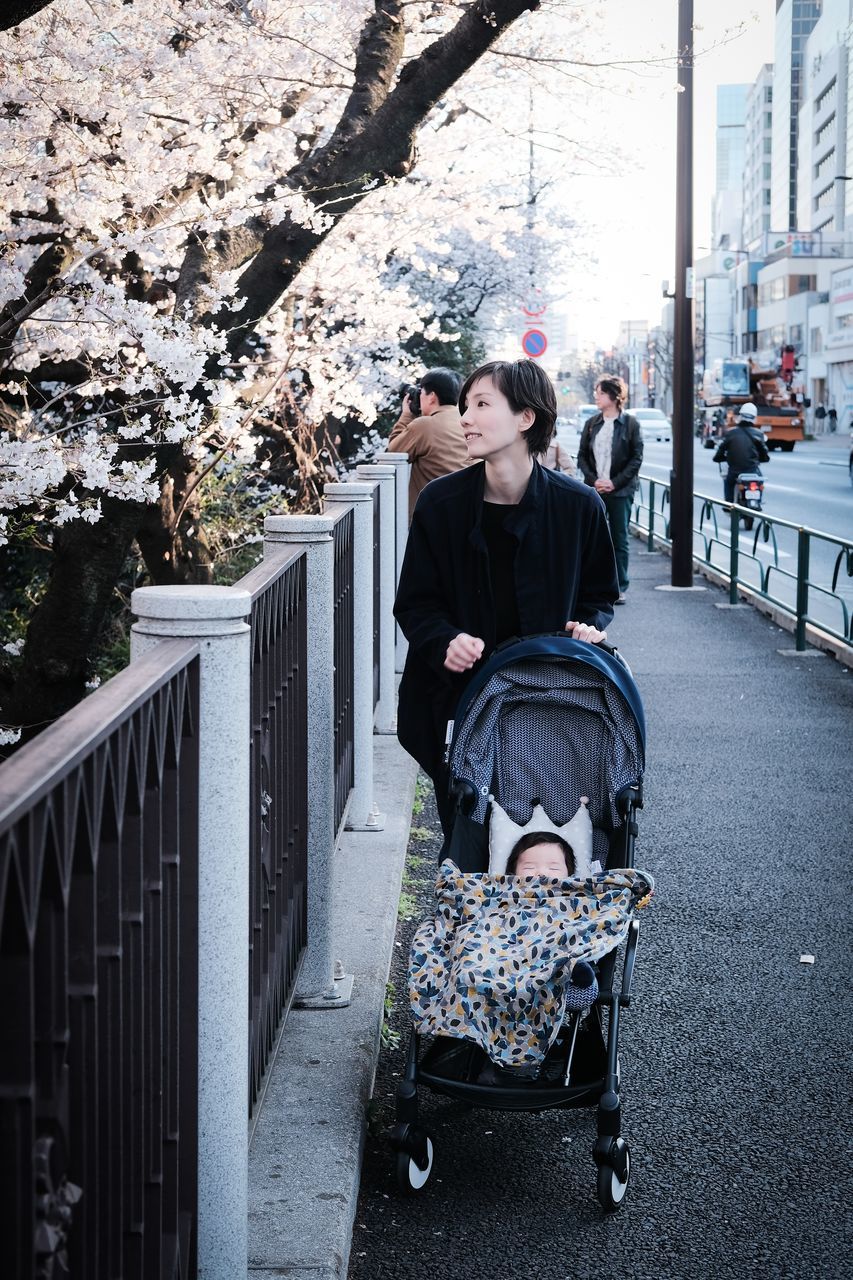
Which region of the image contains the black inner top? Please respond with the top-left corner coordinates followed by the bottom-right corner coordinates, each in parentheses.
top-left (481, 501), bottom-right (520, 643)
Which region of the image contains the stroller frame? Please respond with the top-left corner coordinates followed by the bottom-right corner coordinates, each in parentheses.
top-left (390, 637), bottom-right (646, 1212)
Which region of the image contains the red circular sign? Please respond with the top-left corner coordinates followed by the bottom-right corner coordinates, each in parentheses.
top-left (521, 328), bottom-right (548, 358)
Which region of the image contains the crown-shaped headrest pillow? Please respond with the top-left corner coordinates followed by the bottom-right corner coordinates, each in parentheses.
top-left (488, 796), bottom-right (595, 878)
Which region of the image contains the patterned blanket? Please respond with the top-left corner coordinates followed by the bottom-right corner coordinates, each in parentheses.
top-left (408, 860), bottom-right (654, 1069)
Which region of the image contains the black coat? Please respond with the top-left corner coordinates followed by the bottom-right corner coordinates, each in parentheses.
top-left (577, 412), bottom-right (644, 498)
top-left (713, 424), bottom-right (769, 473)
top-left (393, 460), bottom-right (619, 779)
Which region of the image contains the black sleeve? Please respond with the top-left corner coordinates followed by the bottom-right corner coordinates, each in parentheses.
top-left (393, 502), bottom-right (462, 676)
top-left (756, 434), bottom-right (770, 463)
top-left (577, 423), bottom-right (596, 485)
top-left (573, 498), bottom-right (620, 630)
top-left (712, 437), bottom-right (728, 463)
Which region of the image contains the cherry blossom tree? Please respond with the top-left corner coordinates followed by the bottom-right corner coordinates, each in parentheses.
top-left (1, 0), bottom-right (601, 737)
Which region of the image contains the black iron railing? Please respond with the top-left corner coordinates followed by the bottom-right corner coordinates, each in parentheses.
top-left (236, 548), bottom-right (309, 1120)
top-left (632, 475), bottom-right (853, 650)
top-left (0, 641), bottom-right (201, 1280)
top-left (331, 507), bottom-right (355, 832)
top-left (372, 484), bottom-right (381, 709)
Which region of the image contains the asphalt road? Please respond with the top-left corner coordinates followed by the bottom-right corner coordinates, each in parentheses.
top-left (348, 547), bottom-right (853, 1280)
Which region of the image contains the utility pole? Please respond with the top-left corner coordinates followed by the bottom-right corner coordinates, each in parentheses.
top-left (671, 0), bottom-right (694, 586)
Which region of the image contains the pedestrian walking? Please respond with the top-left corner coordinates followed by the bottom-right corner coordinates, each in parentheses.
top-left (394, 358), bottom-right (619, 842)
top-left (576, 377), bottom-right (643, 605)
top-left (540, 427), bottom-right (576, 474)
top-left (386, 366), bottom-right (468, 521)
top-left (827, 406), bottom-right (838, 432)
top-left (814, 401), bottom-right (826, 433)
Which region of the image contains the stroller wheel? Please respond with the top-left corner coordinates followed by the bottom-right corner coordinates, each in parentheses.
top-left (596, 1141), bottom-right (631, 1213)
top-left (396, 1136), bottom-right (434, 1195)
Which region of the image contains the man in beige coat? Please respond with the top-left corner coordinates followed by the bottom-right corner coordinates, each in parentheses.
top-left (387, 367), bottom-right (468, 520)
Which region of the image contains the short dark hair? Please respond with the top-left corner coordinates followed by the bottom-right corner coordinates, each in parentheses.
top-left (459, 359), bottom-right (556, 455)
top-left (420, 367), bottom-right (462, 406)
top-left (505, 831), bottom-right (575, 876)
top-left (595, 375), bottom-right (628, 410)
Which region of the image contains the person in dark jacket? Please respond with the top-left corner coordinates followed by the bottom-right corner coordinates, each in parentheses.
top-left (576, 377), bottom-right (643, 604)
top-left (713, 402), bottom-right (770, 501)
top-left (394, 358), bottom-right (619, 840)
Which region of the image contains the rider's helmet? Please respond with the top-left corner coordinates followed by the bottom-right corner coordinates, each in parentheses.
top-left (738, 402), bottom-right (758, 423)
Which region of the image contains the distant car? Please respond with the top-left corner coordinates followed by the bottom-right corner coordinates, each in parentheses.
top-left (577, 404), bottom-right (598, 426)
top-left (630, 408), bottom-right (672, 443)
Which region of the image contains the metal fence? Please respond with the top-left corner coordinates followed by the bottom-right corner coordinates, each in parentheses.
top-left (0, 641), bottom-right (201, 1280)
top-left (235, 548), bottom-right (309, 1120)
top-left (330, 507), bottom-right (355, 832)
top-left (632, 475), bottom-right (853, 650)
top-left (371, 484), bottom-right (381, 709)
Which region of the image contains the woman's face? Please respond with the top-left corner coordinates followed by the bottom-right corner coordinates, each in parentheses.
top-left (512, 841), bottom-right (569, 878)
top-left (461, 376), bottom-right (533, 461)
top-left (594, 385), bottom-right (618, 412)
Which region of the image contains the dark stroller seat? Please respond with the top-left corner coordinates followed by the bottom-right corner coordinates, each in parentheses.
top-left (390, 635), bottom-right (649, 1212)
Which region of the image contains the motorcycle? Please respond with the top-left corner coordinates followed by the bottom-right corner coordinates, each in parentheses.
top-left (733, 471), bottom-right (764, 531)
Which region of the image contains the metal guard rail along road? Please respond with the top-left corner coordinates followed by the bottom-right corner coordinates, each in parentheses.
top-left (631, 473), bottom-right (853, 652)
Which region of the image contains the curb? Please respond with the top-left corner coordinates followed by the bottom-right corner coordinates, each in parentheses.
top-left (247, 734), bottom-right (419, 1278)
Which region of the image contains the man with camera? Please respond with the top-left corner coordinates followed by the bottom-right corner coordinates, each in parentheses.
top-left (387, 367), bottom-right (468, 520)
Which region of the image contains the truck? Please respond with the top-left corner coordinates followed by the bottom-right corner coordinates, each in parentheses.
top-left (698, 356), bottom-right (806, 452)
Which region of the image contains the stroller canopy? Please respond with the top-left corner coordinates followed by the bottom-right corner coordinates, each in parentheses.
top-left (447, 637), bottom-right (645, 839)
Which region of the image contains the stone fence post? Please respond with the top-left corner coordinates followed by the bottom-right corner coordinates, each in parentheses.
top-left (262, 515), bottom-right (353, 1009)
top-left (323, 482), bottom-right (386, 832)
top-left (374, 450), bottom-right (410, 673)
top-left (356, 463), bottom-right (397, 734)
top-left (130, 585), bottom-right (251, 1280)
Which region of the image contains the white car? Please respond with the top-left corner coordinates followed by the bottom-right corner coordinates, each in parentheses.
top-left (630, 408), bottom-right (672, 443)
top-left (577, 404), bottom-right (598, 427)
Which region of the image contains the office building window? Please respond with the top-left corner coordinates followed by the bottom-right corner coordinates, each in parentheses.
top-left (835, 312), bottom-right (853, 330)
top-left (789, 324), bottom-right (803, 344)
top-left (810, 327), bottom-right (822, 353)
top-left (816, 78), bottom-right (837, 114)
top-left (815, 149), bottom-right (835, 181)
top-left (816, 113), bottom-right (836, 148)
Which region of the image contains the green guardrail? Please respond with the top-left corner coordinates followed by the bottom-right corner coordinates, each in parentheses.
top-left (631, 474), bottom-right (853, 652)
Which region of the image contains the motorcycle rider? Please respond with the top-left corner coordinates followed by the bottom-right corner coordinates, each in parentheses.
top-left (713, 402), bottom-right (770, 503)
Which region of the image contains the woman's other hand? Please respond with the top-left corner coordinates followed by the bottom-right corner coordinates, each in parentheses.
top-left (444, 632), bottom-right (485, 672)
top-left (565, 621), bottom-right (607, 645)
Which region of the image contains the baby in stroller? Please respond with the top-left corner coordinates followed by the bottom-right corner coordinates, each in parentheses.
top-left (392, 633), bottom-right (652, 1212)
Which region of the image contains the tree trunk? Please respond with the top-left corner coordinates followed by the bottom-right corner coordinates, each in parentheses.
top-left (1, 498), bottom-right (144, 740)
top-left (136, 458), bottom-right (214, 586)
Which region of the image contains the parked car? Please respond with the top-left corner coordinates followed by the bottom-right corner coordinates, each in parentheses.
top-left (630, 408), bottom-right (672, 443)
top-left (577, 403), bottom-right (598, 427)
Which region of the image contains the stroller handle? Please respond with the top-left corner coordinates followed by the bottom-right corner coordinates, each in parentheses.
top-left (492, 631), bottom-right (623, 663)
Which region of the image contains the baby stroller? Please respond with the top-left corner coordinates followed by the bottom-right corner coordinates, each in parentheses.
top-left (389, 634), bottom-right (649, 1212)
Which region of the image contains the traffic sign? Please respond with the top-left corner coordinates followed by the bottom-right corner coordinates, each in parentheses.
top-left (521, 328), bottom-right (548, 358)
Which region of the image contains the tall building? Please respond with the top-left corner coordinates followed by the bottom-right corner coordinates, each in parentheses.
top-left (712, 84), bottom-right (749, 247)
top-left (797, 0), bottom-right (852, 231)
top-left (742, 64), bottom-right (775, 247)
top-left (771, 0), bottom-right (822, 231)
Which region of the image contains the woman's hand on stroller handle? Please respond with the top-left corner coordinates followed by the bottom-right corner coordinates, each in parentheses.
top-left (444, 632), bottom-right (485, 673)
top-left (565, 620), bottom-right (608, 645)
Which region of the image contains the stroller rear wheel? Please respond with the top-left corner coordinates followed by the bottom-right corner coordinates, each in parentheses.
top-left (596, 1140), bottom-right (630, 1213)
top-left (396, 1136), bottom-right (434, 1195)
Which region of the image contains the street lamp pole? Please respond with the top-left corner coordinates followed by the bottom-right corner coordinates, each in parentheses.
top-left (671, 0), bottom-right (694, 587)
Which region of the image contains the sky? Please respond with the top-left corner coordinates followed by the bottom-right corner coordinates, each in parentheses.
top-left (555, 0), bottom-right (776, 349)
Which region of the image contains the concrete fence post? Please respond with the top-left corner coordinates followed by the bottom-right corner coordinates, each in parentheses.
top-left (375, 450), bottom-right (410, 673)
top-left (262, 514), bottom-right (353, 1009)
top-left (130, 584), bottom-right (251, 1280)
top-left (323, 482), bottom-right (386, 832)
top-left (356, 463), bottom-right (397, 734)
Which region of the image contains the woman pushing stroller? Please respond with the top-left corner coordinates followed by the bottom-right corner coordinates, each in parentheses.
top-left (393, 358), bottom-right (620, 840)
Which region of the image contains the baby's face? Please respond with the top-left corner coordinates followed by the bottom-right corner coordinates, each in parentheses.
top-left (513, 842), bottom-right (569, 878)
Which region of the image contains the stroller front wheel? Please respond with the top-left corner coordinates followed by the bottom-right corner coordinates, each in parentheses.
top-left (596, 1141), bottom-right (631, 1213)
top-left (396, 1135), bottom-right (434, 1195)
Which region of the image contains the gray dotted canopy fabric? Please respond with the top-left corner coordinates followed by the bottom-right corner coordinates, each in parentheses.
top-left (448, 658), bottom-right (644, 861)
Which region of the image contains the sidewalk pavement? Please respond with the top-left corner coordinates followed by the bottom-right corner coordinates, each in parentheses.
top-left (247, 538), bottom-right (853, 1279)
top-left (248, 734), bottom-right (419, 1279)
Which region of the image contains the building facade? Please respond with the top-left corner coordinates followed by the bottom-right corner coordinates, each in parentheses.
top-left (771, 0), bottom-right (823, 232)
top-left (743, 64), bottom-right (775, 248)
top-left (713, 84), bottom-right (750, 247)
top-left (797, 0), bottom-right (852, 232)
